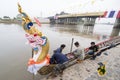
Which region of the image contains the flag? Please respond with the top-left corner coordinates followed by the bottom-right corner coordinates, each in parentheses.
top-left (103, 11), bottom-right (120, 18)
top-left (54, 16), bottom-right (58, 19)
top-left (34, 17), bottom-right (41, 27)
top-left (116, 10), bottom-right (120, 18)
top-left (103, 11), bottom-right (108, 17)
top-left (108, 11), bottom-right (115, 18)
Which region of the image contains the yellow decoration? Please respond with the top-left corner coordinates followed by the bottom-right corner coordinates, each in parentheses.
top-left (97, 62), bottom-right (106, 76)
top-left (17, 3), bottom-right (49, 62)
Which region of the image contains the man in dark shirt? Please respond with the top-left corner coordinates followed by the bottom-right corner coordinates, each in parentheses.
top-left (54, 44), bottom-right (66, 53)
top-left (50, 44), bottom-right (68, 64)
top-left (87, 42), bottom-right (101, 60)
top-left (51, 52), bottom-right (68, 64)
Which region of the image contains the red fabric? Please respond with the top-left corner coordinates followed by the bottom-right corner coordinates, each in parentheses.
top-left (34, 17), bottom-right (41, 27)
top-left (117, 11), bottom-right (120, 18)
top-left (102, 11), bottom-right (108, 17)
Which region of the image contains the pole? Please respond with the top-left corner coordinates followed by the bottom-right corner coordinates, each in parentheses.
top-left (110, 18), bottom-right (120, 37)
top-left (32, 49), bottom-right (34, 58)
top-left (32, 49), bottom-right (34, 80)
top-left (70, 38), bottom-right (74, 52)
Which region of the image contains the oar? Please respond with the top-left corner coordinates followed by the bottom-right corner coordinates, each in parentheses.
top-left (70, 38), bottom-right (74, 52)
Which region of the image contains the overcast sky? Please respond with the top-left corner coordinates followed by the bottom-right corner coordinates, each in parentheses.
top-left (0, 0), bottom-right (119, 18)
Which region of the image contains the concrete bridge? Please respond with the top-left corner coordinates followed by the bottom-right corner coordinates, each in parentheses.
top-left (49, 11), bottom-right (120, 37)
top-left (57, 12), bottom-right (104, 18)
top-left (50, 12), bottom-right (104, 25)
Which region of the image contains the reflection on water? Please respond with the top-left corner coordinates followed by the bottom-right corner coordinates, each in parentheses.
top-left (49, 24), bottom-right (94, 37)
top-left (0, 23), bottom-right (115, 80)
top-left (49, 23), bottom-right (115, 40)
top-left (49, 24), bottom-right (80, 34)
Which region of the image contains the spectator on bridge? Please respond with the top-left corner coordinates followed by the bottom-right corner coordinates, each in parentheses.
top-left (87, 42), bottom-right (101, 60)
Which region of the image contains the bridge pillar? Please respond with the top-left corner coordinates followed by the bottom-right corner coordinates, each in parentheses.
top-left (110, 18), bottom-right (120, 37)
top-left (84, 17), bottom-right (96, 26)
top-left (61, 18), bottom-right (65, 24)
top-left (62, 17), bottom-right (78, 25)
top-left (66, 18), bottom-right (69, 24)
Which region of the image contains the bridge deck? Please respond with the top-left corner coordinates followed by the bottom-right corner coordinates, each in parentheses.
top-left (58, 12), bottom-right (105, 18)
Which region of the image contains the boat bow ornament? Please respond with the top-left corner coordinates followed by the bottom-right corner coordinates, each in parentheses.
top-left (18, 3), bottom-right (50, 75)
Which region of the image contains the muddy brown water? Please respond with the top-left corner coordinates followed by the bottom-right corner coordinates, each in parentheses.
top-left (0, 23), bottom-right (113, 80)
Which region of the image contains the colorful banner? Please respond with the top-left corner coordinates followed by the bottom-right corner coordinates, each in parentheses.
top-left (103, 10), bottom-right (120, 18)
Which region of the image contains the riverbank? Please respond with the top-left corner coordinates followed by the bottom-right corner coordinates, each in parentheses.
top-left (0, 20), bottom-right (21, 24)
top-left (42, 45), bottom-right (120, 80)
top-left (0, 20), bottom-right (50, 24)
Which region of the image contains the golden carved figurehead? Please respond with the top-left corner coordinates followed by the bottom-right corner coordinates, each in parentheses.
top-left (17, 3), bottom-right (42, 36)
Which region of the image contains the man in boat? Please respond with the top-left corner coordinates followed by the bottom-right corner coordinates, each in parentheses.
top-left (50, 44), bottom-right (69, 64)
top-left (54, 44), bottom-right (66, 53)
top-left (87, 42), bottom-right (101, 60)
top-left (72, 42), bottom-right (85, 62)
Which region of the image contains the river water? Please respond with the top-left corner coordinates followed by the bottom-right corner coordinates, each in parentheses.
top-left (0, 23), bottom-right (116, 80)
